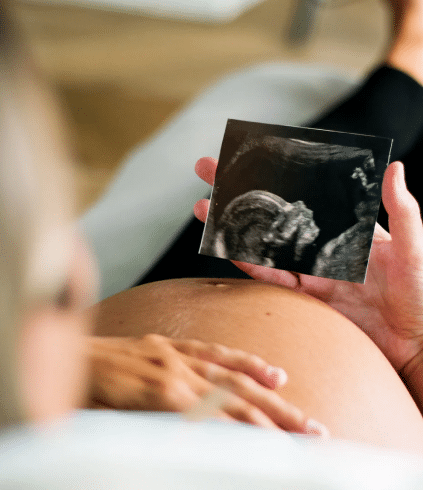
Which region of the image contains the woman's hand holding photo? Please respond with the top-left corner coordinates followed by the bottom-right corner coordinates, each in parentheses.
top-left (194, 158), bottom-right (423, 380)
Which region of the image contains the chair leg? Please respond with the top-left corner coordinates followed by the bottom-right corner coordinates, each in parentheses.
top-left (286, 0), bottom-right (319, 45)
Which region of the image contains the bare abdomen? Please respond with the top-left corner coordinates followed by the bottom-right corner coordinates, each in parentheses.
top-left (94, 278), bottom-right (423, 453)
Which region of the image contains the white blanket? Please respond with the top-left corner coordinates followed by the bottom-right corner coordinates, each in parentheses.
top-left (1, 411), bottom-right (422, 489)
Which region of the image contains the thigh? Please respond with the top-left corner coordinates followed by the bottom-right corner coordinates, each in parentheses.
top-left (93, 278), bottom-right (423, 453)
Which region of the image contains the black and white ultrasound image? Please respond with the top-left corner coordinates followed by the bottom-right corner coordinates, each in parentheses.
top-left (199, 119), bottom-right (393, 283)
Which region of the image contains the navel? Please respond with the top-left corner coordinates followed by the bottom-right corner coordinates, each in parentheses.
top-left (207, 281), bottom-right (230, 288)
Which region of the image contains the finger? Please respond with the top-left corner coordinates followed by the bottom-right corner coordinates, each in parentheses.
top-left (183, 387), bottom-right (274, 428)
top-left (148, 378), bottom-right (202, 412)
top-left (234, 254), bottom-right (337, 303)
top-left (382, 161), bottom-right (423, 264)
top-left (192, 385), bottom-right (279, 429)
top-left (183, 386), bottom-right (236, 423)
top-left (190, 362), bottom-right (313, 433)
top-left (171, 339), bottom-right (287, 388)
top-left (90, 368), bottom-right (152, 410)
top-left (195, 157), bottom-right (218, 186)
top-left (231, 260), bottom-right (300, 289)
top-left (223, 395), bottom-right (280, 429)
top-left (193, 198), bottom-right (209, 223)
top-left (187, 407), bottom-right (236, 424)
top-left (185, 385), bottom-right (291, 429)
top-left (220, 368), bottom-right (312, 432)
top-left (372, 222), bottom-right (391, 242)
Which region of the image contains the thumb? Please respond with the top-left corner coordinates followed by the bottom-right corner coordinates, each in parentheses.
top-left (382, 161), bottom-right (423, 261)
top-left (193, 198), bottom-right (209, 223)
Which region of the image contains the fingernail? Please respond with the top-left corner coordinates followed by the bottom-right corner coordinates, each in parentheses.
top-left (266, 366), bottom-right (288, 386)
top-left (306, 419), bottom-right (330, 438)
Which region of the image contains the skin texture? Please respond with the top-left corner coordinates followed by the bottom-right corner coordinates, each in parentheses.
top-left (94, 277), bottom-right (423, 453)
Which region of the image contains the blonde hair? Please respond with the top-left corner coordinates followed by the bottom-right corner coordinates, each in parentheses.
top-left (0, 1), bottom-right (76, 427)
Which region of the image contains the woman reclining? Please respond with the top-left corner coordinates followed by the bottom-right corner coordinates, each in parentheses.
top-left (2, 0), bottom-right (423, 458)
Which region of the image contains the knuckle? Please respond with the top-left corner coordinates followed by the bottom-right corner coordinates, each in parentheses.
top-left (237, 352), bottom-right (264, 374)
top-left (291, 405), bottom-right (307, 425)
top-left (241, 404), bottom-right (263, 422)
top-left (158, 378), bottom-right (187, 408)
top-left (234, 347), bottom-right (251, 359)
top-left (184, 339), bottom-right (204, 355)
top-left (151, 374), bottom-right (170, 392)
top-left (143, 333), bottom-right (165, 344)
top-left (263, 389), bottom-right (283, 406)
top-left (197, 360), bottom-right (214, 379)
top-left (208, 342), bottom-right (227, 357)
top-left (228, 371), bottom-right (252, 388)
top-left (160, 382), bottom-right (177, 403)
top-left (248, 353), bottom-right (265, 368)
top-left (281, 402), bottom-right (308, 429)
top-left (228, 347), bottom-right (248, 363)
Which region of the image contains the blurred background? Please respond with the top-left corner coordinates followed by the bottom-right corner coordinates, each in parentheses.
top-left (15, 0), bottom-right (391, 215)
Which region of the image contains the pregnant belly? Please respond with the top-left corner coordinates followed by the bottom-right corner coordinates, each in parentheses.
top-left (93, 278), bottom-right (423, 452)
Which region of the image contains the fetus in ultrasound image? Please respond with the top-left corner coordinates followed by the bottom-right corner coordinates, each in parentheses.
top-left (199, 119), bottom-right (392, 283)
top-left (213, 190), bottom-right (320, 268)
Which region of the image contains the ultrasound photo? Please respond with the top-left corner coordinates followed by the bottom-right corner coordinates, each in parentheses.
top-left (199, 119), bottom-right (393, 283)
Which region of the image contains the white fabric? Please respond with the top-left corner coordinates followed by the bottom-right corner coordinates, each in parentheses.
top-left (79, 62), bottom-right (360, 301)
top-left (1, 411), bottom-right (423, 489)
top-left (22, 0), bottom-right (267, 22)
